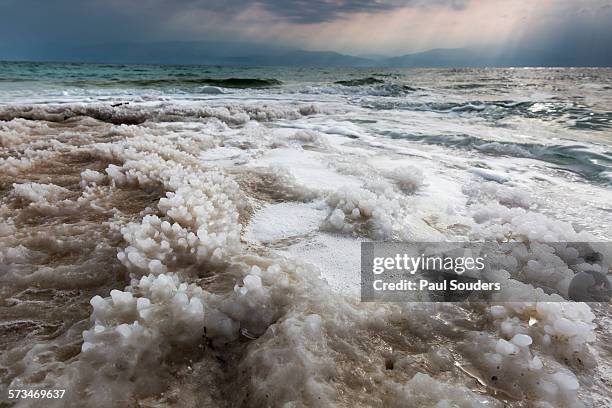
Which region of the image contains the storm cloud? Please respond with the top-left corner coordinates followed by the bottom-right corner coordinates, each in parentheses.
top-left (0, 0), bottom-right (610, 65)
top-left (102, 0), bottom-right (468, 24)
top-left (222, 0), bottom-right (467, 23)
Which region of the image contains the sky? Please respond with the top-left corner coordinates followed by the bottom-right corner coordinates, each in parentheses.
top-left (0, 0), bottom-right (611, 61)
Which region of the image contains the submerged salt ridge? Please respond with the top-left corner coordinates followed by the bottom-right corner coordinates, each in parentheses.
top-left (1, 66), bottom-right (612, 407)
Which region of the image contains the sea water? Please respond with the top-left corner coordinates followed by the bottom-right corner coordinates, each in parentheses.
top-left (1, 62), bottom-right (611, 407)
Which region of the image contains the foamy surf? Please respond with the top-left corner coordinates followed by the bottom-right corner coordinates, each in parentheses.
top-left (1, 64), bottom-right (611, 407)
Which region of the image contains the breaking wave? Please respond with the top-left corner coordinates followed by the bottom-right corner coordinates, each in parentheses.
top-left (384, 131), bottom-right (612, 184)
top-left (68, 77), bottom-right (283, 89)
top-left (0, 101), bottom-right (317, 125)
top-left (334, 77), bottom-right (385, 86)
top-left (299, 82), bottom-right (417, 97)
top-left (365, 100), bottom-right (612, 131)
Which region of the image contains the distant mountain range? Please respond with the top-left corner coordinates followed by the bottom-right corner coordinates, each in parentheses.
top-left (2, 40), bottom-right (611, 67)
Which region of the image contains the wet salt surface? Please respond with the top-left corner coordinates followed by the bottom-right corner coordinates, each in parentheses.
top-left (0, 65), bottom-right (611, 407)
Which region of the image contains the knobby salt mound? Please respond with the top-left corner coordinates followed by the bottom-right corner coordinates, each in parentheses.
top-left (0, 96), bottom-right (610, 408)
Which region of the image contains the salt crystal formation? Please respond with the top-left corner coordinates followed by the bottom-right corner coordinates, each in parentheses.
top-left (0, 94), bottom-right (610, 408)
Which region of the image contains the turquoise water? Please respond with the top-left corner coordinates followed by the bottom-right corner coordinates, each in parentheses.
top-left (1, 61), bottom-right (611, 108)
top-left (2, 62), bottom-right (611, 183)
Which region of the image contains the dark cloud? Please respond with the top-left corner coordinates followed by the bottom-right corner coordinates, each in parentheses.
top-left (0, 0), bottom-right (470, 52)
top-left (0, 0), bottom-right (611, 65)
top-left (112, 0), bottom-right (468, 23)
top-left (248, 0), bottom-right (468, 23)
top-left (0, 0), bottom-right (469, 32)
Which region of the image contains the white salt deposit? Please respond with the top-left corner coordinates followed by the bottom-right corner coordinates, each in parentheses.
top-left (511, 333), bottom-right (533, 347)
top-left (244, 202), bottom-right (326, 244)
top-left (1, 84), bottom-right (610, 408)
top-left (251, 148), bottom-right (363, 192)
top-left (385, 165), bottom-right (425, 193)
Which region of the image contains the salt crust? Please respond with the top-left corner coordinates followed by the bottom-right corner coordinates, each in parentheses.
top-left (0, 104), bottom-right (606, 407)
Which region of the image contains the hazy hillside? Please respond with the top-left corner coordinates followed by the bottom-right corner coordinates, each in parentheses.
top-left (2, 41), bottom-right (611, 67)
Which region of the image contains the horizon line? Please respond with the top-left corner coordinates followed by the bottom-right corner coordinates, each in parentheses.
top-left (1, 59), bottom-right (611, 70)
